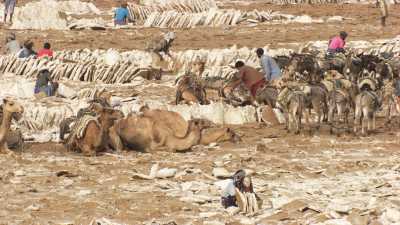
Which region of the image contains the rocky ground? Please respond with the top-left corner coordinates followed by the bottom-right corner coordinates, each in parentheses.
top-left (0, 1), bottom-right (400, 225)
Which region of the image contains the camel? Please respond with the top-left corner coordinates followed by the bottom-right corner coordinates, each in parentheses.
top-left (65, 103), bottom-right (123, 156)
top-left (109, 107), bottom-right (238, 152)
top-left (175, 72), bottom-right (208, 105)
top-left (0, 104), bottom-right (24, 150)
top-left (0, 98), bottom-right (24, 155)
top-left (109, 114), bottom-right (203, 152)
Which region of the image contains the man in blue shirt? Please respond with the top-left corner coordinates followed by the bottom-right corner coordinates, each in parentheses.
top-left (114, 2), bottom-right (130, 25)
top-left (256, 48), bottom-right (281, 85)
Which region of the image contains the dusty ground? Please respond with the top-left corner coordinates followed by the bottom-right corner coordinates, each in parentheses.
top-left (0, 4), bottom-right (399, 51)
top-left (1, 1), bottom-right (400, 224)
top-left (1, 123), bottom-right (400, 224)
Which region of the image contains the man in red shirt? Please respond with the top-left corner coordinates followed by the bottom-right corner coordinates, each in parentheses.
top-left (37, 42), bottom-right (53, 58)
top-left (228, 61), bottom-right (266, 99)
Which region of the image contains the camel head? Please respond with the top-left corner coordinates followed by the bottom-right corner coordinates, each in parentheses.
top-left (88, 102), bottom-right (124, 129)
top-left (220, 127), bottom-right (241, 143)
top-left (3, 98), bottom-right (24, 115)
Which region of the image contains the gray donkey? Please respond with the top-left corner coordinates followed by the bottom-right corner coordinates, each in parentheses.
top-left (354, 85), bottom-right (382, 135)
top-left (277, 86), bottom-right (310, 134)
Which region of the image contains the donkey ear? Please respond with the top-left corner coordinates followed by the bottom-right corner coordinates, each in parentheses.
top-left (3, 98), bottom-right (8, 104)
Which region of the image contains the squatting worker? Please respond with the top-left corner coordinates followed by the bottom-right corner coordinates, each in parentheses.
top-left (114, 2), bottom-right (130, 25)
top-left (4, 0), bottom-right (17, 24)
top-left (229, 61), bottom-right (265, 100)
top-left (256, 48), bottom-right (281, 85)
top-left (327, 31), bottom-right (348, 54)
top-left (34, 68), bottom-right (58, 97)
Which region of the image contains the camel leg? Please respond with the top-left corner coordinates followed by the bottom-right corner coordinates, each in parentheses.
top-left (81, 144), bottom-right (95, 157)
top-left (1, 142), bottom-right (14, 156)
top-left (109, 127), bottom-right (124, 152)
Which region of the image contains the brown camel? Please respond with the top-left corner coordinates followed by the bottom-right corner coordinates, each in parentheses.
top-left (65, 103), bottom-right (123, 156)
top-left (0, 98), bottom-right (24, 155)
top-left (175, 73), bottom-right (208, 105)
top-left (110, 107), bottom-right (239, 151)
top-left (109, 114), bottom-right (203, 152)
top-left (199, 127), bottom-right (241, 145)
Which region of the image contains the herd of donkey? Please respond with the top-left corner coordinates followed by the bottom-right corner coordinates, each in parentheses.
top-left (1, 48), bottom-right (400, 156)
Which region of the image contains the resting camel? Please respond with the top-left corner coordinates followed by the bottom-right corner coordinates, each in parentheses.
top-left (110, 114), bottom-right (203, 152)
top-left (0, 98), bottom-right (24, 155)
top-left (175, 72), bottom-right (208, 105)
top-left (65, 103), bottom-right (123, 156)
top-left (109, 108), bottom-right (240, 152)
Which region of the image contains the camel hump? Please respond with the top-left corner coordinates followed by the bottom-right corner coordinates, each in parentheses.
top-left (142, 109), bottom-right (189, 138)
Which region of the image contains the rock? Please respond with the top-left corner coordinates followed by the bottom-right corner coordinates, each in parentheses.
top-left (280, 199), bottom-right (308, 213)
top-left (156, 168), bottom-right (177, 178)
top-left (328, 199), bottom-right (352, 213)
top-left (24, 204), bottom-right (41, 211)
top-left (347, 211), bottom-right (368, 225)
top-left (212, 168), bottom-right (231, 179)
top-left (14, 170), bottom-right (25, 176)
top-left (76, 190), bottom-right (92, 197)
top-left (57, 84), bottom-right (77, 98)
top-left (258, 105), bottom-right (280, 125)
top-left (382, 207), bottom-right (400, 223)
top-left (327, 16), bottom-right (344, 23)
top-left (104, 49), bottom-right (121, 66)
top-left (213, 161), bottom-right (224, 167)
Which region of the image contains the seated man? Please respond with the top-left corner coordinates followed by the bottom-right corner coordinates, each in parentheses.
top-left (37, 42), bottom-right (54, 58)
top-left (256, 48), bottom-right (281, 85)
top-left (229, 61), bottom-right (265, 101)
top-left (221, 170), bottom-right (262, 215)
top-left (18, 40), bottom-right (37, 58)
top-left (34, 68), bottom-right (58, 97)
top-left (114, 2), bottom-right (130, 26)
top-left (327, 31), bottom-right (348, 55)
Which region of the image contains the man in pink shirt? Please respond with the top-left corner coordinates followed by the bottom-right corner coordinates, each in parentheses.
top-left (328, 31), bottom-right (347, 54)
top-left (37, 42), bottom-right (53, 58)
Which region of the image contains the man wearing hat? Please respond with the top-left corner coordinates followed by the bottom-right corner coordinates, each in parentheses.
top-left (34, 68), bottom-right (58, 97)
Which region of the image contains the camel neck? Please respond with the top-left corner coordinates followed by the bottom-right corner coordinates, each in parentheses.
top-left (1, 112), bottom-right (12, 131)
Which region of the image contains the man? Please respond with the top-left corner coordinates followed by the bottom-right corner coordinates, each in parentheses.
top-left (377, 0), bottom-right (389, 27)
top-left (256, 48), bottom-right (281, 84)
top-left (229, 61), bottom-right (265, 99)
top-left (114, 2), bottom-right (130, 26)
top-left (4, 0), bottom-right (16, 24)
top-left (4, 32), bottom-right (20, 55)
top-left (147, 32), bottom-right (176, 61)
top-left (327, 31), bottom-right (347, 54)
top-left (34, 68), bottom-right (58, 97)
top-left (37, 42), bottom-right (54, 58)
top-left (18, 40), bottom-right (36, 58)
